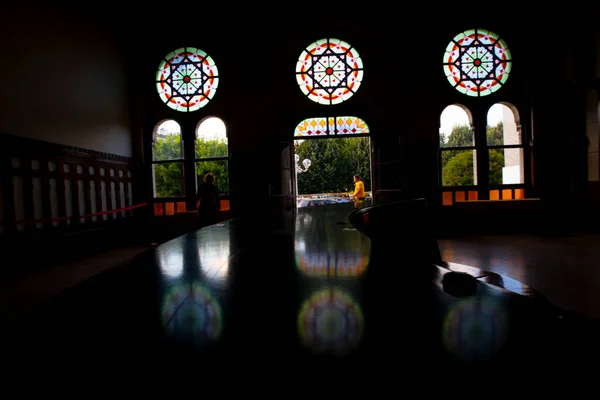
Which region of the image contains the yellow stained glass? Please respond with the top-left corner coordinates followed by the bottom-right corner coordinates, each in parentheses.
top-left (294, 117), bottom-right (329, 137)
top-left (294, 116), bottom-right (369, 137)
top-left (335, 116), bottom-right (369, 135)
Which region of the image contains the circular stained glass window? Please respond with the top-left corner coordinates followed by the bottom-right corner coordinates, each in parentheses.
top-left (296, 38), bottom-right (364, 105)
top-left (156, 47), bottom-right (219, 112)
top-left (442, 29), bottom-right (512, 97)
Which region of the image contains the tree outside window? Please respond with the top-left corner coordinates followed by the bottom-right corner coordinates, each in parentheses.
top-left (152, 120), bottom-right (184, 198)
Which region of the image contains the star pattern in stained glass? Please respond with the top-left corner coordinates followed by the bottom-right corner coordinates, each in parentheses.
top-left (443, 29), bottom-right (512, 97)
top-left (156, 47), bottom-right (219, 112)
top-left (296, 38), bottom-right (364, 105)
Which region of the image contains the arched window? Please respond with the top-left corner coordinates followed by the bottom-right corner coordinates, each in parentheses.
top-left (443, 29), bottom-right (512, 97)
top-left (196, 117), bottom-right (229, 195)
top-left (439, 103), bottom-right (530, 205)
top-left (439, 29), bottom-right (529, 206)
top-left (156, 47), bottom-right (219, 112)
top-left (439, 105), bottom-right (476, 189)
top-left (486, 103), bottom-right (525, 185)
top-left (296, 38), bottom-right (364, 105)
top-left (152, 119), bottom-right (184, 198)
top-left (293, 116), bottom-right (372, 198)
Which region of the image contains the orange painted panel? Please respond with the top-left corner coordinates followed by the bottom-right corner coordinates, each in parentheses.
top-left (502, 189), bottom-right (513, 200)
top-left (165, 202), bottom-right (175, 216)
top-left (220, 199), bottom-right (230, 211)
top-left (153, 203), bottom-right (163, 216)
top-left (468, 190), bottom-right (478, 201)
top-left (489, 190), bottom-right (500, 200)
top-left (176, 201), bottom-right (187, 212)
top-left (514, 188), bottom-right (525, 199)
top-left (442, 192), bottom-right (453, 206)
top-left (455, 191), bottom-right (466, 202)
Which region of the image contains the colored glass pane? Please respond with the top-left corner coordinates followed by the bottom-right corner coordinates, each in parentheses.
top-left (294, 116), bottom-right (370, 137)
top-left (296, 38), bottom-right (364, 105)
top-left (335, 116), bottom-right (369, 135)
top-left (156, 47), bottom-right (219, 112)
top-left (442, 29), bottom-right (512, 97)
top-left (294, 117), bottom-right (330, 136)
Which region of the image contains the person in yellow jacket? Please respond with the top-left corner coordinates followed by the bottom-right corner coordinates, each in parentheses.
top-left (352, 175), bottom-right (365, 200)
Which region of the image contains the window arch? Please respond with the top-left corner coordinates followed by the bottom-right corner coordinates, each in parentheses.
top-left (439, 105), bottom-right (476, 187)
top-left (152, 119), bottom-right (184, 198)
top-left (439, 103), bottom-right (528, 205)
top-left (294, 116), bottom-right (370, 137)
top-left (295, 38), bottom-right (364, 105)
top-left (196, 117), bottom-right (229, 194)
top-left (156, 47), bottom-right (219, 112)
top-left (293, 116), bottom-right (372, 200)
top-left (486, 103), bottom-right (525, 187)
top-left (443, 29), bottom-right (512, 97)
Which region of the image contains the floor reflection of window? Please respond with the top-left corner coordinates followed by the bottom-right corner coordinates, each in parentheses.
top-left (156, 245), bottom-right (185, 278)
top-left (442, 296), bottom-right (508, 361)
top-left (294, 236), bottom-right (369, 277)
top-left (297, 287), bottom-right (364, 355)
top-left (197, 229), bottom-right (231, 279)
top-left (161, 283), bottom-right (222, 346)
top-left (294, 207), bottom-right (370, 277)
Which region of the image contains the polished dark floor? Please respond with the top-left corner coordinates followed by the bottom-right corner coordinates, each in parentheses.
top-left (2, 202), bottom-right (600, 383)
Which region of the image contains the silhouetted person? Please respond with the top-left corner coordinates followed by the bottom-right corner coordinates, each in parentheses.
top-left (196, 172), bottom-right (220, 228)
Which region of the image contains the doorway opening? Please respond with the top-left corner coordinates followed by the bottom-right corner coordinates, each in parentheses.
top-left (294, 136), bottom-right (372, 208)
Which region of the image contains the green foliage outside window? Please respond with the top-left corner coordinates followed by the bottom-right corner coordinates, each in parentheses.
top-left (153, 162), bottom-right (184, 198)
top-left (196, 160), bottom-right (229, 194)
top-left (295, 137), bottom-right (371, 195)
top-left (153, 135), bottom-right (229, 197)
top-left (195, 137), bottom-right (229, 194)
top-left (440, 122), bottom-right (505, 186)
top-left (153, 133), bottom-right (182, 161)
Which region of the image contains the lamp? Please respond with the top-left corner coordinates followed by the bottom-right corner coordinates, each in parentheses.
top-left (295, 153), bottom-right (311, 199)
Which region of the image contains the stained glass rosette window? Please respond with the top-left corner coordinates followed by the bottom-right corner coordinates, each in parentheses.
top-left (294, 116), bottom-right (369, 137)
top-left (296, 38), bottom-right (364, 105)
top-left (442, 29), bottom-right (512, 97)
top-left (156, 47), bottom-right (219, 112)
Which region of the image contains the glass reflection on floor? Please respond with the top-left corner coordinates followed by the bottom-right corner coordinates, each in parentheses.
top-left (294, 207), bottom-right (371, 278)
top-left (155, 225), bottom-right (233, 347)
top-left (156, 240), bottom-right (186, 279)
top-left (442, 295), bottom-right (509, 362)
top-left (196, 228), bottom-right (231, 282)
top-left (297, 286), bottom-right (364, 355)
top-left (294, 205), bottom-right (370, 355)
top-left (161, 283), bottom-right (223, 346)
